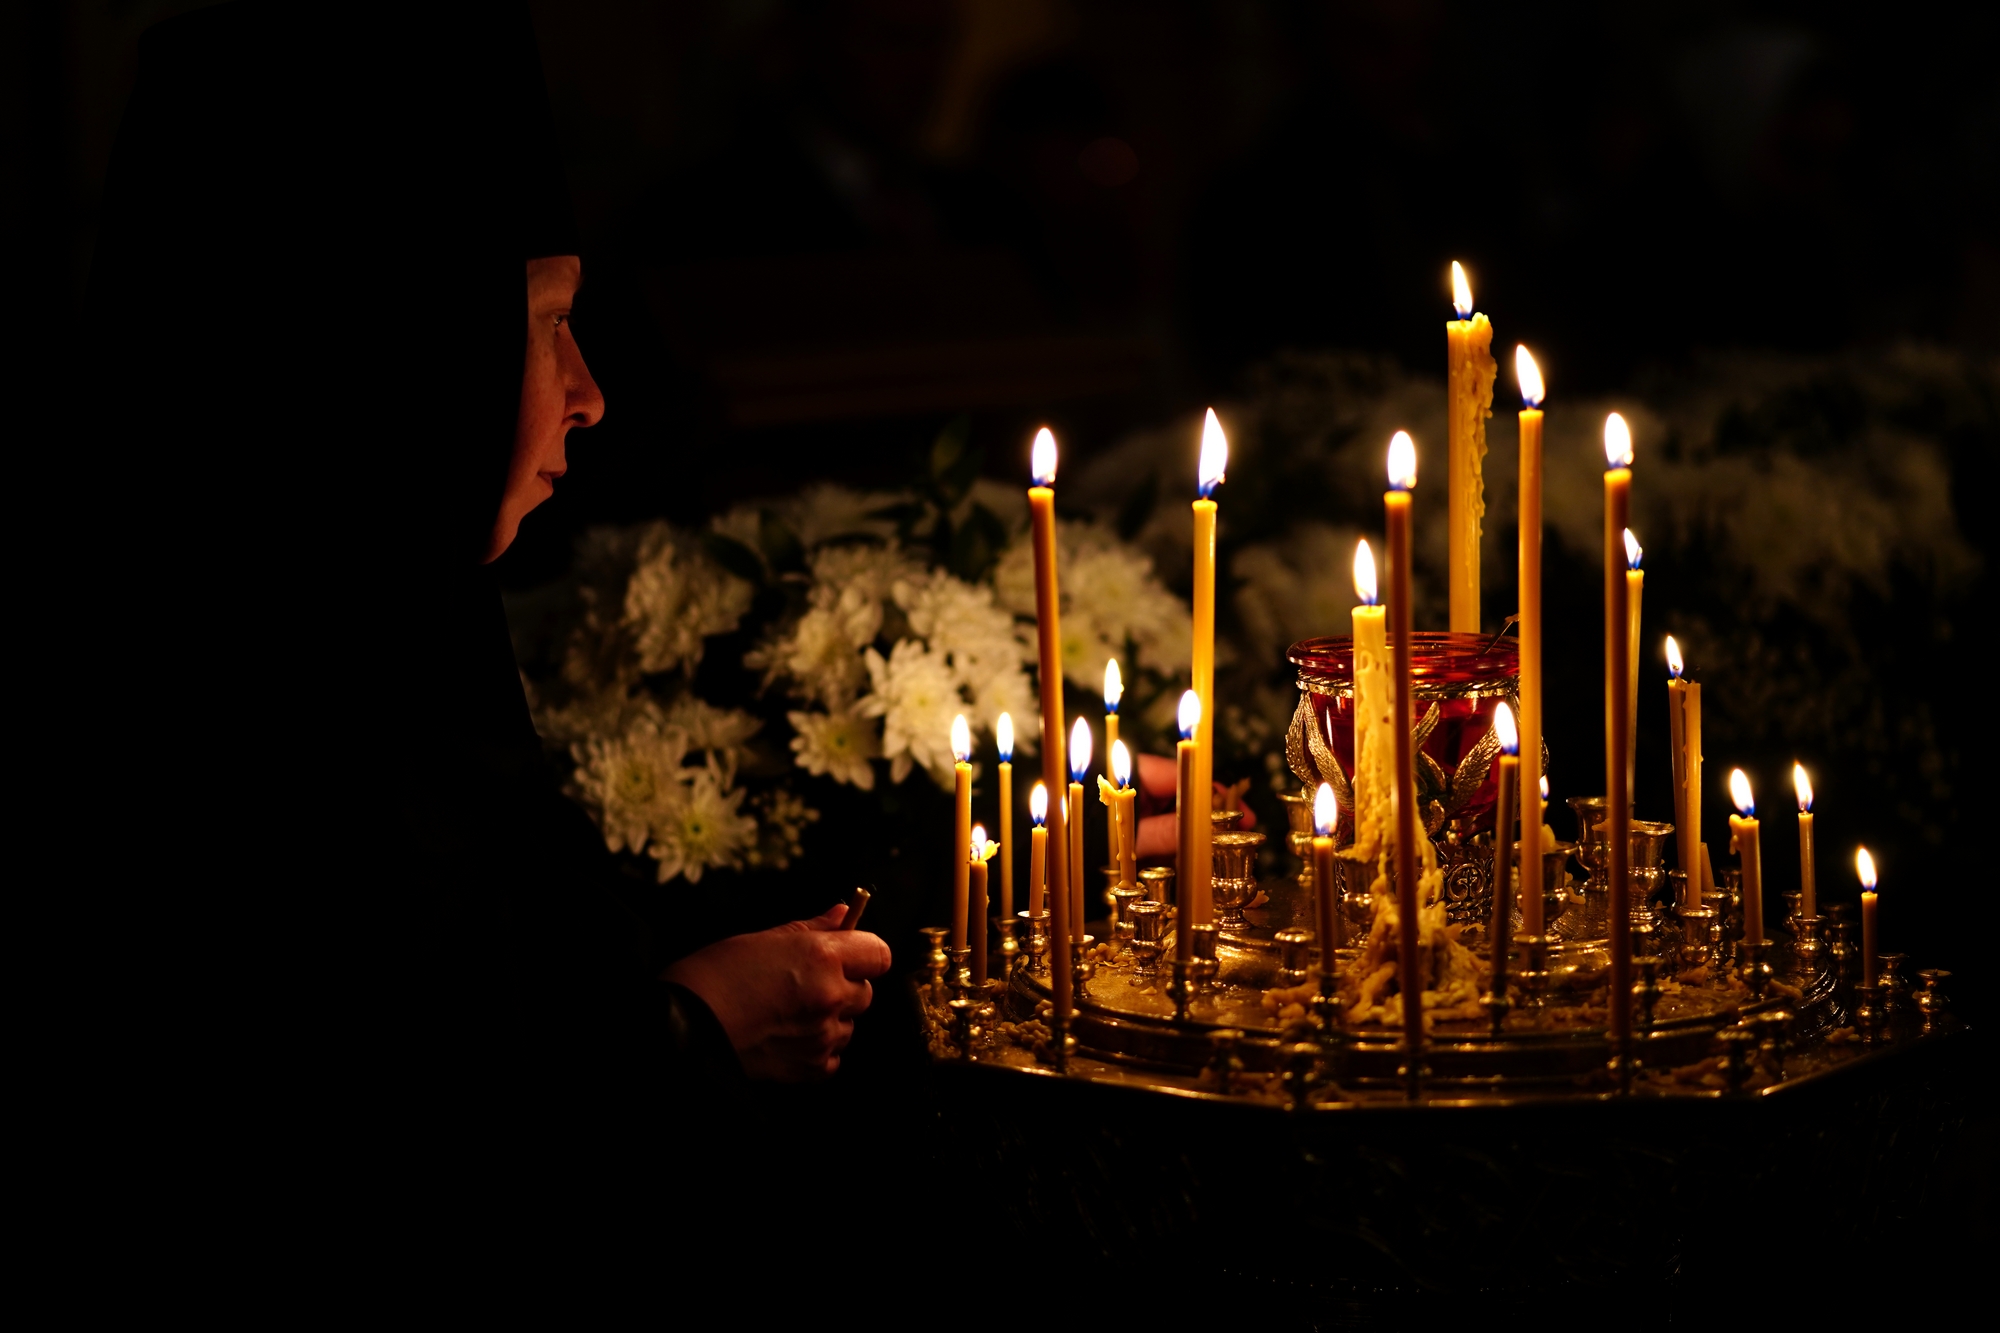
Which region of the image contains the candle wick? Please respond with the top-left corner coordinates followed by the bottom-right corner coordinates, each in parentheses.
top-left (1475, 614), bottom-right (1520, 658)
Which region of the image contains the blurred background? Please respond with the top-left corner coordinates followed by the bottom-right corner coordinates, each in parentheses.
top-left (33, 1), bottom-right (2000, 1018)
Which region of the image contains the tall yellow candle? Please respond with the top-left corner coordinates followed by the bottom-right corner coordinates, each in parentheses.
top-left (1515, 347), bottom-right (1546, 934)
top-left (1446, 261), bottom-right (1497, 634)
top-left (1028, 782), bottom-right (1048, 917)
top-left (1111, 740), bottom-right (1137, 890)
top-left (1069, 715), bottom-right (1091, 941)
top-left (951, 713), bottom-right (972, 954)
top-left (1603, 413), bottom-right (1634, 1058)
top-left (1027, 428), bottom-right (1073, 1023)
top-left (1728, 768), bottom-right (1763, 947)
top-left (1349, 541), bottom-right (1392, 865)
top-left (1386, 431), bottom-right (1424, 1074)
top-left (969, 823), bottom-right (990, 985)
top-left (996, 713), bottom-right (1015, 923)
top-left (1666, 636), bottom-right (1697, 905)
top-left (1624, 529), bottom-right (1643, 801)
top-left (1489, 703), bottom-right (1520, 1005)
top-left (1856, 847), bottom-right (1878, 987)
top-left (1190, 409), bottom-right (1228, 927)
top-left (1312, 782), bottom-right (1339, 964)
top-left (1103, 659), bottom-right (1121, 767)
top-left (1175, 690), bottom-right (1201, 964)
top-left (1794, 763), bottom-right (1817, 920)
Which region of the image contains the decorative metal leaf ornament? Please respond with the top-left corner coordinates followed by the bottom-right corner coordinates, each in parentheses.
top-left (1286, 695), bottom-right (1315, 790)
top-left (1449, 723), bottom-right (1501, 818)
top-left (1412, 702), bottom-right (1441, 750)
top-left (1308, 707), bottom-right (1355, 815)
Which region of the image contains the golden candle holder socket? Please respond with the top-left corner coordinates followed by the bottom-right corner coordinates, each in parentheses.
top-left (993, 916), bottom-right (1020, 983)
top-left (1852, 982), bottom-right (1887, 1044)
top-left (1792, 915), bottom-right (1826, 975)
top-left (1072, 934), bottom-right (1097, 997)
top-left (1020, 910), bottom-right (1050, 976)
top-left (1275, 928), bottom-right (1312, 988)
top-left (1915, 969), bottom-right (1951, 1032)
top-left (948, 946), bottom-right (972, 1000)
top-left (1126, 901), bottom-right (1165, 981)
top-left (1108, 887), bottom-right (1145, 956)
top-left (1676, 906), bottom-right (1721, 973)
top-left (1211, 830), bottom-right (1267, 933)
top-left (921, 927), bottom-right (950, 1002)
top-left (947, 998), bottom-right (979, 1059)
top-left (1876, 953), bottom-right (1910, 1007)
top-left (1188, 922), bottom-right (1220, 991)
top-left (1139, 865), bottom-right (1174, 905)
top-left (1739, 938), bottom-right (1774, 1001)
top-left (1515, 932), bottom-right (1553, 1011)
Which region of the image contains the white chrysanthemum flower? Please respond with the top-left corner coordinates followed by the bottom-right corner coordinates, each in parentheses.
top-left (647, 762), bottom-right (758, 885)
top-left (568, 719), bottom-right (691, 855)
top-left (762, 585), bottom-right (880, 704)
top-left (708, 505), bottom-right (765, 559)
top-left (861, 639), bottom-right (964, 785)
top-left (749, 786), bottom-right (820, 869)
top-left (807, 544), bottom-right (924, 612)
top-left (623, 526), bottom-right (755, 676)
top-left (961, 664), bottom-right (1038, 754)
top-left (779, 483), bottom-right (900, 548)
top-left (994, 523), bottom-right (1189, 685)
top-left (663, 696), bottom-right (761, 776)
top-left (788, 707), bottom-right (881, 789)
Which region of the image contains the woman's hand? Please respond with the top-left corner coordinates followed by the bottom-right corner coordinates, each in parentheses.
top-left (661, 902), bottom-right (892, 1081)
top-left (1132, 753), bottom-right (1258, 859)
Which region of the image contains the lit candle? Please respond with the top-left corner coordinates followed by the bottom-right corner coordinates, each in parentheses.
top-left (1350, 540), bottom-right (1392, 864)
top-left (1175, 690), bottom-right (1202, 964)
top-left (1624, 528), bottom-right (1643, 799)
top-left (1386, 430), bottom-right (1425, 1069)
top-left (1027, 427), bottom-right (1073, 1021)
top-left (1446, 261), bottom-right (1497, 634)
top-left (996, 712), bottom-right (1015, 924)
top-left (1313, 781), bottom-right (1339, 967)
top-left (1794, 763), bottom-right (1817, 922)
top-left (951, 713), bottom-right (972, 954)
top-left (1028, 782), bottom-right (1049, 917)
top-left (1856, 847), bottom-right (1878, 987)
top-left (1190, 409), bottom-right (1228, 929)
top-left (1729, 768), bottom-right (1763, 947)
top-left (1515, 346), bottom-right (1546, 933)
top-left (1489, 702), bottom-right (1520, 1005)
top-left (1111, 740), bottom-right (1137, 890)
top-left (1603, 413), bottom-right (1634, 1057)
top-left (1103, 659), bottom-right (1122, 763)
top-left (1069, 715), bottom-right (1092, 944)
top-left (969, 823), bottom-right (992, 985)
top-left (1666, 636), bottom-right (1696, 906)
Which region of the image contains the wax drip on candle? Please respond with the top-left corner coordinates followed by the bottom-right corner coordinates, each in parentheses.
top-left (1387, 431), bottom-right (1417, 491)
top-left (1029, 782), bottom-right (1047, 826)
top-left (1494, 700), bottom-right (1519, 756)
top-left (1069, 716), bottom-right (1092, 781)
top-left (1198, 408), bottom-right (1229, 498)
top-left (951, 713), bottom-right (971, 764)
top-left (1516, 344), bottom-right (1544, 407)
top-left (1314, 782), bottom-right (1337, 837)
top-left (1624, 529), bottom-right (1643, 571)
top-left (1855, 846), bottom-right (1876, 888)
top-left (1794, 763), bottom-right (1813, 813)
top-left (995, 711), bottom-right (1013, 763)
top-left (1451, 260), bottom-right (1473, 321)
top-left (1111, 739), bottom-right (1132, 790)
top-left (1605, 412), bottom-right (1634, 470)
top-left (1178, 689), bottom-right (1202, 740)
top-left (1730, 768), bottom-right (1755, 817)
top-left (1354, 539), bottom-right (1378, 605)
top-left (1666, 634), bottom-right (1684, 679)
top-left (1103, 659), bottom-right (1122, 715)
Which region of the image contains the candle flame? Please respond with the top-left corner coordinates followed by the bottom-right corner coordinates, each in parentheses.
top-left (1540, 774), bottom-right (1550, 800)
top-left (971, 823), bottom-right (989, 860)
top-left (1493, 700), bottom-right (1519, 756)
top-left (1314, 781), bottom-right (1337, 837)
top-left (1794, 762), bottom-right (1813, 812)
top-left (1178, 689), bottom-right (1202, 740)
top-left (1666, 634), bottom-right (1683, 679)
top-left (1069, 715), bottom-right (1092, 780)
top-left (1604, 412), bottom-right (1634, 470)
top-left (951, 713), bottom-right (971, 763)
top-left (1111, 739), bottom-right (1132, 789)
top-left (1515, 344), bottom-right (1544, 408)
top-left (1103, 659), bottom-right (1123, 712)
top-left (1450, 260), bottom-right (1473, 320)
top-left (1353, 539), bottom-right (1379, 606)
top-left (1031, 427), bottom-right (1058, 487)
top-left (1387, 431), bottom-right (1418, 491)
top-left (1198, 408), bottom-right (1229, 497)
top-left (1729, 767), bottom-right (1755, 818)
top-left (1624, 528), bottom-right (1643, 571)
top-left (1030, 782), bottom-right (1048, 824)
top-left (1855, 846), bottom-right (1876, 890)
top-left (995, 711), bottom-right (1013, 762)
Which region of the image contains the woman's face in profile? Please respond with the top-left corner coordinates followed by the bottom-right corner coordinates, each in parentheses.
top-left (486, 255), bottom-right (604, 562)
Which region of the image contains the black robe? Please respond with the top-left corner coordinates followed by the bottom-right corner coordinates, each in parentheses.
top-left (72, 2), bottom-right (744, 1233)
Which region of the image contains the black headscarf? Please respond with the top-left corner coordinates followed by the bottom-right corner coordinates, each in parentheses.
top-left (76, 2), bottom-right (739, 1197)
